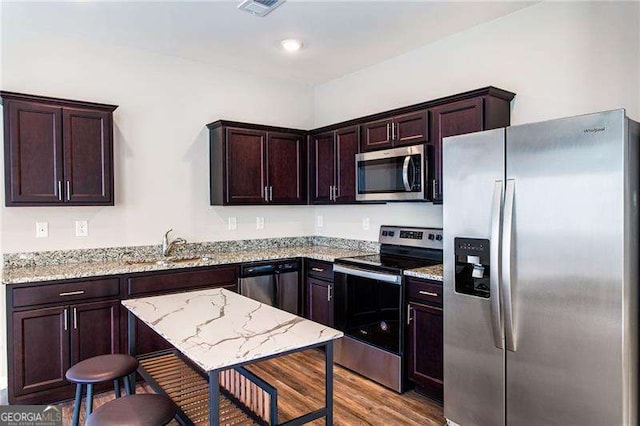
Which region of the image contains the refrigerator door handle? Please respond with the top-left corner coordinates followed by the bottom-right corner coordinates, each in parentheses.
top-left (490, 180), bottom-right (504, 349)
top-left (502, 179), bottom-right (517, 351)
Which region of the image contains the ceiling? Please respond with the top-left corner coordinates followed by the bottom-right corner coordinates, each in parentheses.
top-left (2, 1), bottom-right (535, 85)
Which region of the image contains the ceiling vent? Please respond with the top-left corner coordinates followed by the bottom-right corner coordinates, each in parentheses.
top-left (238, 0), bottom-right (287, 17)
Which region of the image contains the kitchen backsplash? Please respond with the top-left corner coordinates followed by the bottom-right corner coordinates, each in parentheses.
top-left (3, 236), bottom-right (379, 268)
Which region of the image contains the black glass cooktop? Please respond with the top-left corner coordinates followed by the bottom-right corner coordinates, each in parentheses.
top-left (337, 253), bottom-right (440, 272)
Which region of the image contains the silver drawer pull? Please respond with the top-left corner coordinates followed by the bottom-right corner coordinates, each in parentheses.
top-left (419, 290), bottom-right (438, 297)
top-left (311, 268), bottom-right (325, 272)
top-left (59, 290), bottom-right (85, 297)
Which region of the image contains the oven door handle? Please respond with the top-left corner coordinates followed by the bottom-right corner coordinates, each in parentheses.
top-left (334, 264), bottom-right (402, 285)
top-left (402, 156), bottom-right (412, 191)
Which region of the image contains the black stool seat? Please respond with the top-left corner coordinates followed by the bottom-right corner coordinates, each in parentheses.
top-left (66, 354), bottom-right (138, 383)
top-left (86, 394), bottom-right (176, 426)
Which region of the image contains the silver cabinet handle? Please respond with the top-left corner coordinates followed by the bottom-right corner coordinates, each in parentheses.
top-left (66, 181), bottom-right (71, 201)
top-left (311, 267), bottom-right (325, 273)
top-left (63, 308), bottom-right (68, 331)
top-left (59, 290), bottom-right (85, 297)
top-left (386, 123), bottom-right (391, 142)
top-left (407, 304), bottom-right (412, 325)
top-left (419, 290), bottom-right (439, 297)
top-left (330, 185), bottom-right (335, 201)
top-left (392, 122), bottom-right (396, 140)
top-left (327, 284), bottom-right (332, 302)
top-left (269, 186), bottom-right (273, 202)
top-left (73, 307), bottom-right (78, 329)
top-left (57, 181), bottom-right (63, 201)
top-left (490, 180), bottom-right (505, 349)
top-left (502, 179), bottom-right (517, 352)
top-left (335, 184), bottom-right (340, 200)
top-left (264, 186), bottom-right (269, 202)
top-left (432, 179), bottom-right (438, 199)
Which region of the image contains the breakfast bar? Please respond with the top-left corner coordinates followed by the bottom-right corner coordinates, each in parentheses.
top-left (122, 288), bottom-right (343, 426)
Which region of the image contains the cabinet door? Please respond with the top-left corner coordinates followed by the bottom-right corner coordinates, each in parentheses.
top-left (407, 302), bottom-right (443, 401)
top-left (70, 301), bottom-right (120, 365)
top-left (310, 132), bottom-right (335, 203)
top-left (334, 126), bottom-right (359, 203)
top-left (62, 108), bottom-right (113, 204)
top-left (394, 110), bottom-right (428, 146)
top-left (12, 307), bottom-right (69, 396)
top-left (307, 277), bottom-right (334, 327)
top-left (430, 98), bottom-right (483, 201)
top-left (360, 118), bottom-right (394, 152)
top-left (266, 132), bottom-right (305, 204)
top-left (225, 128), bottom-right (267, 204)
top-left (5, 101), bottom-right (64, 205)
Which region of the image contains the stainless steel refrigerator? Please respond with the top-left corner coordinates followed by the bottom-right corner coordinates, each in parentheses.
top-left (442, 109), bottom-right (639, 426)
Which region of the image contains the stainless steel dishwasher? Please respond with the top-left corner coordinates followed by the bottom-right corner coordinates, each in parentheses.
top-left (239, 259), bottom-right (300, 315)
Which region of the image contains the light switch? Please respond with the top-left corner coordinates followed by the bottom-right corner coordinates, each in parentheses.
top-left (36, 222), bottom-right (48, 238)
top-left (75, 220), bottom-right (88, 237)
top-left (316, 215), bottom-right (324, 228)
top-left (362, 217), bottom-right (370, 231)
top-left (256, 217), bottom-right (264, 230)
top-left (228, 217), bottom-right (237, 230)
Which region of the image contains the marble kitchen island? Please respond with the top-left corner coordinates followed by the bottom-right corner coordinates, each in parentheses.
top-left (122, 288), bottom-right (343, 426)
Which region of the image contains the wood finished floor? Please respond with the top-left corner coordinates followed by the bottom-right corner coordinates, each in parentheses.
top-left (58, 349), bottom-right (444, 425)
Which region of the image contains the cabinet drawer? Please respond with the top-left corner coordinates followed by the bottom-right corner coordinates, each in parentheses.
top-left (127, 266), bottom-right (237, 297)
top-left (12, 278), bottom-right (120, 308)
top-left (406, 277), bottom-right (442, 305)
top-left (306, 260), bottom-right (333, 281)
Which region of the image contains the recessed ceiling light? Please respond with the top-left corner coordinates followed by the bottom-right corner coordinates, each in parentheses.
top-left (281, 39), bottom-right (303, 52)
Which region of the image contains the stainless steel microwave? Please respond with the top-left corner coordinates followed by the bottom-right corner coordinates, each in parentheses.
top-left (355, 145), bottom-right (425, 201)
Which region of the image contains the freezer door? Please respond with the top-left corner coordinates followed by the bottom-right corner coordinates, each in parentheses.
top-left (504, 110), bottom-right (635, 425)
top-left (443, 128), bottom-right (506, 426)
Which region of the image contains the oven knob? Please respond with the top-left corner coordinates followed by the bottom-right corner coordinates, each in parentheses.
top-left (428, 234), bottom-right (435, 240)
top-left (435, 235), bottom-right (443, 241)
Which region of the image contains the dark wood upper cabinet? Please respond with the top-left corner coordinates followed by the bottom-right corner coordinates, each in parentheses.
top-left (225, 128), bottom-right (267, 204)
top-left (310, 132), bottom-right (335, 203)
top-left (1, 92), bottom-right (117, 207)
top-left (208, 121), bottom-right (306, 205)
top-left (360, 110), bottom-right (428, 152)
top-left (310, 126), bottom-right (359, 204)
top-left (429, 93), bottom-right (511, 202)
top-left (267, 132), bottom-right (305, 204)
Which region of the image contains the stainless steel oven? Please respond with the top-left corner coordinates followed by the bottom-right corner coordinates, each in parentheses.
top-left (333, 226), bottom-right (443, 393)
top-left (355, 145), bottom-right (425, 201)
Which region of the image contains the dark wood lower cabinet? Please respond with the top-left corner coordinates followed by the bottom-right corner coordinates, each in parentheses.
top-left (407, 301), bottom-right (443, 401)
top-left (70, 301), bottom-right (120, 364)
top-left (306, 277), bottom-right (334, 327)
top-left (12, 307), bottom-right (70, 396)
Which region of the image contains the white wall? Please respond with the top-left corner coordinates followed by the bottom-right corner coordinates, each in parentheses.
top-left (313, 1), bottom-right (640, 240)
top-left (0, 24), bottom-right (316, 253)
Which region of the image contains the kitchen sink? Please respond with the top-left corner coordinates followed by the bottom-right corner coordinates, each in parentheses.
top-left (124, 257), bottom-right (209, 266)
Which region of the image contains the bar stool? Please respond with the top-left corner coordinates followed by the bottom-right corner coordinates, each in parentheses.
top-left (65, 354), bottom-right (139, 426)
top-left (86, 394), bottom-right (176, 426)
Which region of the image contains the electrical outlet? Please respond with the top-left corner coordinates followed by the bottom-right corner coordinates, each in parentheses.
top-left (228, 217), bottom-right (237, 230)
top-left (316, 215), bottom-right (324, 228)
top-left (36, 222), bottom-right (48, 238)
top-left (362, 217), bottom-right (370, 231)
top-left (75, 220), bottom-right (88, 237)
top-left (256, 217), bottom-right (265, 230)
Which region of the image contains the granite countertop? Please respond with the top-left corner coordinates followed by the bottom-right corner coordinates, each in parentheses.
top-left (1, 246), bottom-right (371, 285)
top-left (404, 264), bottom-right (444, 282)
top-left (122, 288), bottom-right (343, 372)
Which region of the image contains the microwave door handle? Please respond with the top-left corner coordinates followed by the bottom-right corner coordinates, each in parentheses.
top-left (402, 156), bottom-right (412, 191)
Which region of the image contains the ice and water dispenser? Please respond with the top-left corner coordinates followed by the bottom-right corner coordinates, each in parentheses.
top-left (454, 238), bottom-right (491, 298)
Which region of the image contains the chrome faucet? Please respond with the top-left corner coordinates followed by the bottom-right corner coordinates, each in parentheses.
top-left (162, 229), bottom-right (186, 257)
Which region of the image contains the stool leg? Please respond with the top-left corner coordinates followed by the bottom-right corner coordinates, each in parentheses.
top-left (124, 375), bottom-right (133, 395)
top-left (113, 379), bottom-right (121, 398)
top-left (71, 384), bottom-right (82, 426)
top-left (85, 384), bottom-right (94, 419)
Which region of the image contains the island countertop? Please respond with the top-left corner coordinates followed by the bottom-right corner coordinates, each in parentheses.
top-left (122, 288), bottom-right (344, 372)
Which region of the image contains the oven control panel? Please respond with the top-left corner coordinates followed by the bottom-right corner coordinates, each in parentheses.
top-left (379, 226), bottom-right (443, 249)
